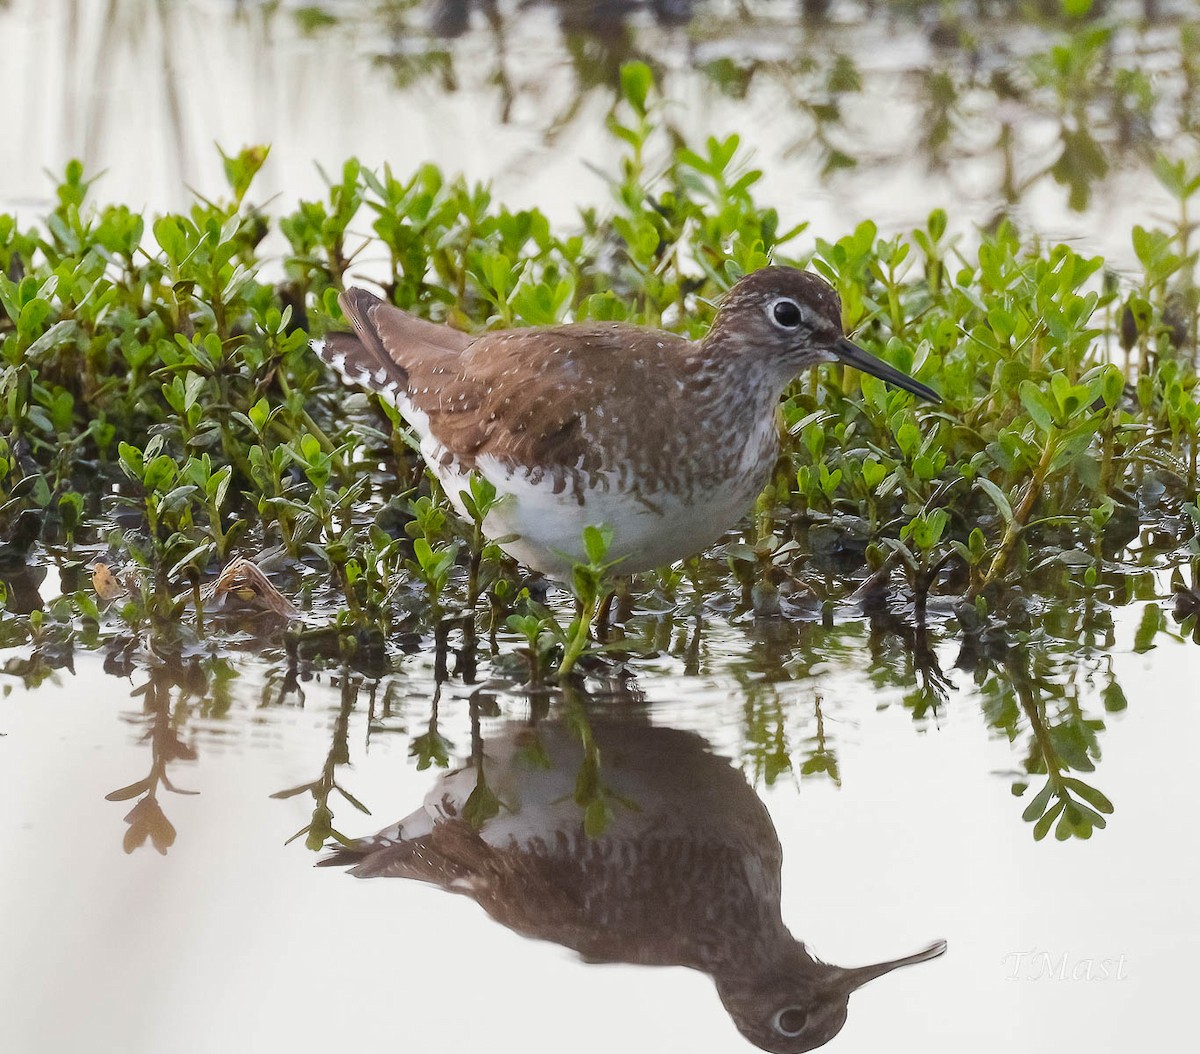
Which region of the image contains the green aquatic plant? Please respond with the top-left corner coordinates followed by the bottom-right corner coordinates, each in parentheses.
top-left (272, 668), bottom-right (371, 851)
top-left (3, 117), bottom-right (1199, 647)
top-left (559, 524), bottom-right (619, 678)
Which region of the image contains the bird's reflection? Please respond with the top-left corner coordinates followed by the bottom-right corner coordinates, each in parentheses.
top-left (323, 689), bottom-right (945, 1052)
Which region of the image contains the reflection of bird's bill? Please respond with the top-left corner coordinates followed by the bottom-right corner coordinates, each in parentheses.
top-left (833, 337), bottom-right (941, 403)
top-left (830, 937), bottom-right (949, 996)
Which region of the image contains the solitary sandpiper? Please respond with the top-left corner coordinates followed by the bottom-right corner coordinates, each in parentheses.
top-left (317, 267), bottom-right (939, 577)
top-left (322, 699), bottom-right (948, 1052)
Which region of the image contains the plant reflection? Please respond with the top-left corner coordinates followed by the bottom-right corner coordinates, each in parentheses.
top-left (271, 663), bottom-right (375, 851)
top-left (693, 592), bottom-right (1124, 840)
top-left (324, 0), bottom-right (1200, 217)
top-left (103, 643), bottom-right (205, 855)
top-left (21, 0), bottom-right (1198, 231)
top-left (58, 568), bottom-right (1180, 857)
top-left (322, 685), bottom-right (946, 1052)
top-left (976, 644), bottom-right (1117, 841)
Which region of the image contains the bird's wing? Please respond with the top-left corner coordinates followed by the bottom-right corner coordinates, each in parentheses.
top-left (411, 324), bottom-right (692, 477)
top-left (319, 291), bottom-right (694, 478)
top-left (337, 826), bottom-right (487, 883)
top-left (318, 288), bottom-right (474, 397)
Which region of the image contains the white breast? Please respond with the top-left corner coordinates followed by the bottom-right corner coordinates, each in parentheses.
top-left (397, 390), bottom-right (775, 579)
top-left (429, 451), bottom-right (766, 579)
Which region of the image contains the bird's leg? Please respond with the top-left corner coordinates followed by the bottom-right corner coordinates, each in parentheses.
top-left (683, 611), bottom-right (703, 676)
top-left (520, 570), bottom-right (550, 605)
top-left (594, 587), bottom-right (617, 642)
top-left (614, 578), bottom-right (633, 623)
top-left (453, 615), bottom-right (478, 682)
top-left (433, 620), bottom-right (449, 683)
top-left (595, 578), bottom-right (634, 643)
top-left (597, 581), bottom-right (628, 638)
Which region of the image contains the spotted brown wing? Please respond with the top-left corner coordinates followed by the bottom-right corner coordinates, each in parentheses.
top-left (317, 289), bottom-right (473, 399)
top-left (319, 290), bottom-right (694, 480)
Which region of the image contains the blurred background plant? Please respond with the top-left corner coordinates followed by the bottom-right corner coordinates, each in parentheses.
top-left (3, 0), bottom-right (1197, 265)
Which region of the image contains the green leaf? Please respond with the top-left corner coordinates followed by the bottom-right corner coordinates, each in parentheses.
top-left (1033, 800), bottom-right (1065, 841)
top-left (1101, 681), bottom-right (1127, 713)
top-left (24, 319), bottom-right (78, 358)
top-left (117, 442), bottom-right (145, 479)
top-left (584, 797), bottom-right (614, 838)
top-left (975, 477), bottom-right (1014, 526)
top-left (463, 778), bottom-right (501, 829)
top-left (582, 523), bottom-right (613, 566)
top-left (619, 61), bottom-right (654, 117)
top-left (1021, 780), bottom-right (1055, 823)
top-left (142, 454), bottom-right (179, 493)
top-left (1133, 603), bottom-right (1163, 653)
top-left (1019, 380), bottom-right (1057, 432)
top-left (73, 590), bottom-right (101, 623)
top-left (1063, 777), bottom-right (1114, 815)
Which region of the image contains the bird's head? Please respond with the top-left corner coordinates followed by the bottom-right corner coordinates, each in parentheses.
top-left (707, 267), bottom-right (940, 402)
top-left (714, 937), bottom-right (948, 1052)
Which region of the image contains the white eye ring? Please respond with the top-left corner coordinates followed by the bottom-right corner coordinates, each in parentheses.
top-left (772, 1006), bottom-right (808, 1037)
top-left (769, 297), bottom-right (804, 330)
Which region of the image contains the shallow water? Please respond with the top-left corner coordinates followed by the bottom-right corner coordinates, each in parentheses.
top-left (2, 589), bottom-right (1196, 1052)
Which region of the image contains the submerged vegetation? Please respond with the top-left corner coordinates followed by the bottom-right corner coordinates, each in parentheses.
top-left (1, 60), bottom-right (1198, 848)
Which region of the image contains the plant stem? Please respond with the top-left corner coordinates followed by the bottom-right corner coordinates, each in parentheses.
top-left (979, 434), bottom-right (1059, 592)
top-left (558, 592), bottom-right (597, 677)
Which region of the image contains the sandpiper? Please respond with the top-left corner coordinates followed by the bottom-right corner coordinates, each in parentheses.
top-left (317, 267), bottom-right (938, 578)
top-left (321, 702), bottom-right (948, 1052)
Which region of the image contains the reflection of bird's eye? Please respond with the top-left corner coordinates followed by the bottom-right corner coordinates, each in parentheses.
top-left (772, 1006), bottom-right (809, 1036)
top-left (771, 298), bottom-right (803, 328)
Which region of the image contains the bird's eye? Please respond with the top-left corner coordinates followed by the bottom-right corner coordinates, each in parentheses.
top-left (772, 1007), bottom-right (809, 1037)
top-left (771, 298), bottom-right (803, 329)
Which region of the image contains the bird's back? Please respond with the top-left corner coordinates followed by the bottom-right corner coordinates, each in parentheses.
top-left (324, 291), bottom-right (718, 482)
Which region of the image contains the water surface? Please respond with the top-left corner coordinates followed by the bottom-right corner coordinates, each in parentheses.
top-left (2, 593), bottom-right (1195, 1052)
